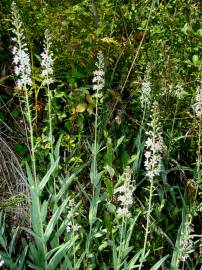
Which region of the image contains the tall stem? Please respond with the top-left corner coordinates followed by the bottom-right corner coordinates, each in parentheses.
top-left (196, 119), bottom-right (201, 183)
top-left (47, 85), bottom-right (53, 155)
top-left (138, 176), bottom-right (153, 270)
top-left (25, 87), bottom-right (37, 183)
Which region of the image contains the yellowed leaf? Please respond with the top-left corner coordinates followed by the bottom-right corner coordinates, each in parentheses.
top-left (86, 94), bottom-right (95, 106)
top-left (87, 105), bottom-right (94, 115)
top-left (101, 37), bottom-right (120, 46)
top-left (75, 103), bottom-right (87, 113)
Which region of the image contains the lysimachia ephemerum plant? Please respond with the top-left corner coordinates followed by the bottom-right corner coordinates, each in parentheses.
top-left (11, 1), bottom-right (37, 183)
top-left (192, 85), bottom-right (202, 192)
top-left (139, 101), bottom-right (165, 270)
top-left (87, 51), bottom-right (105, 263)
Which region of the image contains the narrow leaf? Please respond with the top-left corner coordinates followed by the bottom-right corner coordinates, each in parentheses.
top-left (39, 157), bottom-right (60, 192)
top-left (115, 136), bottom-right (125, 151)
top-left (9, 227), bottom-right (19, 256)
top-left (44, 199), bottom-right (67, 242)
top-left (150, 255), bottom-right (169, 270)
top-left (47, 239), bottom-right (77, 270)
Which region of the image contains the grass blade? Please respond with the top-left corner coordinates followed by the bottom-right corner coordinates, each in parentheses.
top-left (150, 255), bottom-right (169, 270)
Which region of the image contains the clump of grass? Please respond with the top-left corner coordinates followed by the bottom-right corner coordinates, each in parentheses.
top-left (0, 132), bottom-right (26, 195)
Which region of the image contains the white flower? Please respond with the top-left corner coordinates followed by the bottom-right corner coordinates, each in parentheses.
top-left (192, 86), bottom-right (202, 117)
top-left (116, 166), bottom-right (135, 218)
top-left (117, 207), bottom-right (131, 218)
top-left (92, 51), bottom-right (105, 98)
top-left (144, 102), bottom-right (164, 178)
top-left (66, 224), bottom-right (71, 233)
top-left (179, 215), bottom-right (195, 262)
top-left (66, 197), bottom-right (81, 234)
top-left (41, 30), bottom-right (54, 86)
top-left (11, 2), bottom-right (32, 89)
top-left (72, 224), bottom-right (81, 232)
top-left (175, 84), bottom-right (184, 99)
top-left (140, 80), bottom-right (151, 109)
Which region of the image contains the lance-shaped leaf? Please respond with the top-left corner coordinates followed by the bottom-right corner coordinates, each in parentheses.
top-left (39, 157), bottom-right (60, 192)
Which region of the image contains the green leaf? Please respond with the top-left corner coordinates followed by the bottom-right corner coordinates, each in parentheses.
top-left (9, 227), bottom-right (19, 256)
top-left (39, 157), bottom-right (60, 192)
top-left (44, 199), bottom-right (68, 242)
top-left (41, 200), bottom-right (48, 223)
top-left (55, 92), bottom-right (65, 98)
top-left (17, 246), bottom-right (28, 270)
top-left (95, 170), bottom-right (104, 185)
top-left (111, 238), bottom-right (118, 270)
top-left (128, 249), bottom-right (142, 269)
top-left (125, 214), bottom-right (140, 252)
top-left (47, 240), bottom-right (77, 270)
top-left (121, 151), bottom-right (129, 167)
top-left (15, 144), bottom-right (28, 156)
top-left (104, 211), bottom-right (112, 233)
top-left (104, 138), bottom-right (113, 167)
top-left (0, 235), bottom-right (6, 250)
top-left (56, 162), bottom-right (89, 202)
top-left (54, 134), bottom-right (63, 160)
top-left (75, 251), bottom-right (86, 269)
top-left (24, 228), bottom-right (46, 269)
top-left (181, 23), bottom-right (189, 34)
top-left (11, 107), bottom-right (21, 118)
top-left (150, 255), bottom-right (169, 270)
top-left (103, 177), bottom-right (113, 197)
top-left (192, 54), bottom-right (199, 65)
top-left (105, 165), bottom-right (115, 178)
top-left (0, 112), bottom-right (5, 121)
top-left (26, 163), bottom-right (34, 186)
top-left (98, 241), bottom-right (109, 251)
top-left (115, 136), bottom-right (125, 151)
top-left (0, 251), bottom-right (17, 270)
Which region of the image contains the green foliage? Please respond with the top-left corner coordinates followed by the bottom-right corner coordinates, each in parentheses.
top-left (0, 0), bottom-right (201, 269)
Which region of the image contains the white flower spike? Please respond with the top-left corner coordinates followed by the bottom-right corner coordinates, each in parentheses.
top-left (144, 102), bottom-right (164, 178)
top-left (11, 2), bottom-right (32, 89)
top-left (92, 51), bottom-right (105, 97)
top-left (193, 86), bottom-right (202, 118)
top-left (41, 30), bottom-right (54, 86)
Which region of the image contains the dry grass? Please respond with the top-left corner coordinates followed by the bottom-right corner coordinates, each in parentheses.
top-left (0, 117), bottom-right (30, 227)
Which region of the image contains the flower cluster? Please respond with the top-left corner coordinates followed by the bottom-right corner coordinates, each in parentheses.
top-left (140, 80), bottom-right (151, 109)
top-left (192, 86), bottom-right (202, 118)
top-left (179, 214), bottom-right (195, 262)
top-left (161, 83), bottom-right (185, 100)
top-left (92, 51), bottom-right (105, 98)
top-left (116, 166), bottom-right (135, 218)
top-left (66, 197), bottom-right (81, 234)
top-left (11, 2), bottom-right (32, 89)
top-left (41, 30), bottom-right (54, 86)
top-left (144, 102), bottom-right (164, 178)
top-left (175, 84), bottom-right (184, 99)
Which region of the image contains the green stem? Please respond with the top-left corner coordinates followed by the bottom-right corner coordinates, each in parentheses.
top-left (167, 102), bottom-right (179, 158)
top-left (118, 217), bottom-right (125, 268)
top-left (138, 176), bottom-right (153, 270)
top-left (93, 88), bottom-right (98, 184)
top-left (25, 87), bottom-right (37, 183)
top-left (196, 118), bottom-right (201, 183)
top-left (47, 85), bottom-right (53, 155)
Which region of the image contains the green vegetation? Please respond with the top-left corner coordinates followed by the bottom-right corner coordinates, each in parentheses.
top-left (0, 0), bottom-right (201, 269)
